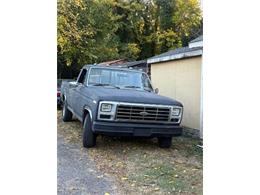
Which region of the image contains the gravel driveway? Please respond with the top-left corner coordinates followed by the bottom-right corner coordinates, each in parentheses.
top-left (57, 112), bottom-right (118, 195)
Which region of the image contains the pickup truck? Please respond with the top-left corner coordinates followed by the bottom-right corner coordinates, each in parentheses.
top-left (61, 65), bottom-right (183, 148)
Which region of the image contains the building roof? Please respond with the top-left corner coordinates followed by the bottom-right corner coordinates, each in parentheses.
top-left (110, 60), bottom-right (146, 67)
top-left (189, 35), bottom-right (203, 43)
top-left (147, 35), bottom-right (203, 64)
top-left (147, 46), bottom-right (202, 64)
top-left (98, 59), bottom-right (127, 65)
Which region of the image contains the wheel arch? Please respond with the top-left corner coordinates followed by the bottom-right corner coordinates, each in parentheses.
top-left (61, 94), bottom-right (66, 102)
top-left (82, 106), bottom-right (93, 122)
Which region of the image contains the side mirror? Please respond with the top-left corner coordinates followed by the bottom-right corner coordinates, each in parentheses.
top-left (69, 81), bottom-right (78, 88)
top-left (154, 88), bottom-right (159, 94)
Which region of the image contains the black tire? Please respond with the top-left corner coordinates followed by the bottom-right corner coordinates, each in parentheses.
top-left (83, 114), bottom-right (96, 148)
top-left (57, 104), bottom-right (62, 110)
top-left (62, 101), bottom-right (73, 122)
top-left (158, 137), bottom-right (172, 148)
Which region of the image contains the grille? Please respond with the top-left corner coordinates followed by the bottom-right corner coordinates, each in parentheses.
top-left (116, 104), bottom-right (171, 122)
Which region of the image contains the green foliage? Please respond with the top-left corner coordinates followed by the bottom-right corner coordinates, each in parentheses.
top-left (57, 0), bottom-right (202, 78)
top-left (173, 0), bottom-right (202, 45)
top-left (57, 0), bottom-right (120, 78)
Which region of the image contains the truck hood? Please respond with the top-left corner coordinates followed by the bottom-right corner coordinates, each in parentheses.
top-left (88, 87), bottom-right (182, 106)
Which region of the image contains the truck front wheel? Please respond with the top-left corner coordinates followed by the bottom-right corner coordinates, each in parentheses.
top-left (158, 137), bottom-right (172, 148)
top-left (62, 102), bottom-right (73, 122)
top-left (83, 115), bottom-right (96, 148)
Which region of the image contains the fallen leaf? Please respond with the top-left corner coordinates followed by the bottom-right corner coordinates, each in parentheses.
top-left (69, 187), bottom-right (77, 191)
top-left (121, 177), bottom-right (128, 181)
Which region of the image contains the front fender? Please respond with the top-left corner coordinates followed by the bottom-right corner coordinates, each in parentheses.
top-left (82, 100), bottom-right (98, 122)
top-left (83, 106), bottom-right (93, 121)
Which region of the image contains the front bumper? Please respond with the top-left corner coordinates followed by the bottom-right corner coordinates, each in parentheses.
top-left (92, 121), bottom-right (182, 137)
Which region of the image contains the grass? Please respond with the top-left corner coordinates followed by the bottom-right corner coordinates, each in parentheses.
top-left (129, 161), bottom-right (202, 194)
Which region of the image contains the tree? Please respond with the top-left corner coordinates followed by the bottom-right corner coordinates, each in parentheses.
top-left (57, 0), bottom-right (202, 78)
top-left (151, 0), bottom-right (202, 54)
top-left (57, 0), bottom-right (120, 78)
top-left (173, 0), bottom-right (202, 45)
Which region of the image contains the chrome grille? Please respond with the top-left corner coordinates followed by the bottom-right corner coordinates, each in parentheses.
top-left (116, 104), bottom-right (171, 122)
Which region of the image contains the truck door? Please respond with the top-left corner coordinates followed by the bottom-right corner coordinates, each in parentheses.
top-left (65, 81), bottom-right (76, 109)
top-left (73, 68), bottom-right (88, 119)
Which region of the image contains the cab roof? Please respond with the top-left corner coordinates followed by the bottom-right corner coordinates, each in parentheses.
top-left (83, 64), bottom-right (143, 73)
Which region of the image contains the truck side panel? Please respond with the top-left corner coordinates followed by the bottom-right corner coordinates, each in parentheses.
top-left (61, 81), bottom-right (76, 109)
top-left (73, 85), bottom-right (96, 121)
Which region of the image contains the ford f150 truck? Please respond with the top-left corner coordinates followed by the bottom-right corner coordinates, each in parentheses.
top-left (61, 65), bottom-right (183, 148)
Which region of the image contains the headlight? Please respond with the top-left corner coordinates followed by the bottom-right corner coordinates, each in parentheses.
top-left (171, 108), bottom-right (181, 116)
top-left (101, 103), bottom-right (112, 112)
top-left (98, 101), bottom-right (117, 121)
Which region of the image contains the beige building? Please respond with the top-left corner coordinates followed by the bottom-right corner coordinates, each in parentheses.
top-left (147, 36), bottom-right (203, 137)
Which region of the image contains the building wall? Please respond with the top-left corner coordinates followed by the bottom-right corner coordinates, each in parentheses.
top-left (151, 56), bottom-right (202, 130)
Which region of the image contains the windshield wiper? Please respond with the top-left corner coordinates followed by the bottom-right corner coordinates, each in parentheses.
top-left (123, 85), bottom-right (141, 89)
top-left (143, 87), bottom-right (153, 92)
top-left (123, 85), bottom-right (152, 92)
top-left (92, 83), bottom-right (110, 86)
top-left (92, 83), bottom-right (120, 89)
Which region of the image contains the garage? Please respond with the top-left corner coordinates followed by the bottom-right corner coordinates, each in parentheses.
top-left (147, 36), bottom-right (203, 137)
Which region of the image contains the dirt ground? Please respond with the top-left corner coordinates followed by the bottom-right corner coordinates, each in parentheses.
top-left (57, 111), bottom-right (202, 195)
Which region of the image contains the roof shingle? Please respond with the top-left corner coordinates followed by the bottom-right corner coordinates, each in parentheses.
top-left (148, 46), bottom-right (202, 61)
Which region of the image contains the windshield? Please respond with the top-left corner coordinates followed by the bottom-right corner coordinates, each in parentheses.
top-left (88, 68), bottom-right (153, 91)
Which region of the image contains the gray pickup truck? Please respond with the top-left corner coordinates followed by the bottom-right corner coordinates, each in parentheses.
top-left (61, 65), bottom-right (183, 148)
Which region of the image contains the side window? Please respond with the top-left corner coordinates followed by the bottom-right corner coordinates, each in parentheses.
top-left (77, 69), bottom-right (87, 84)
